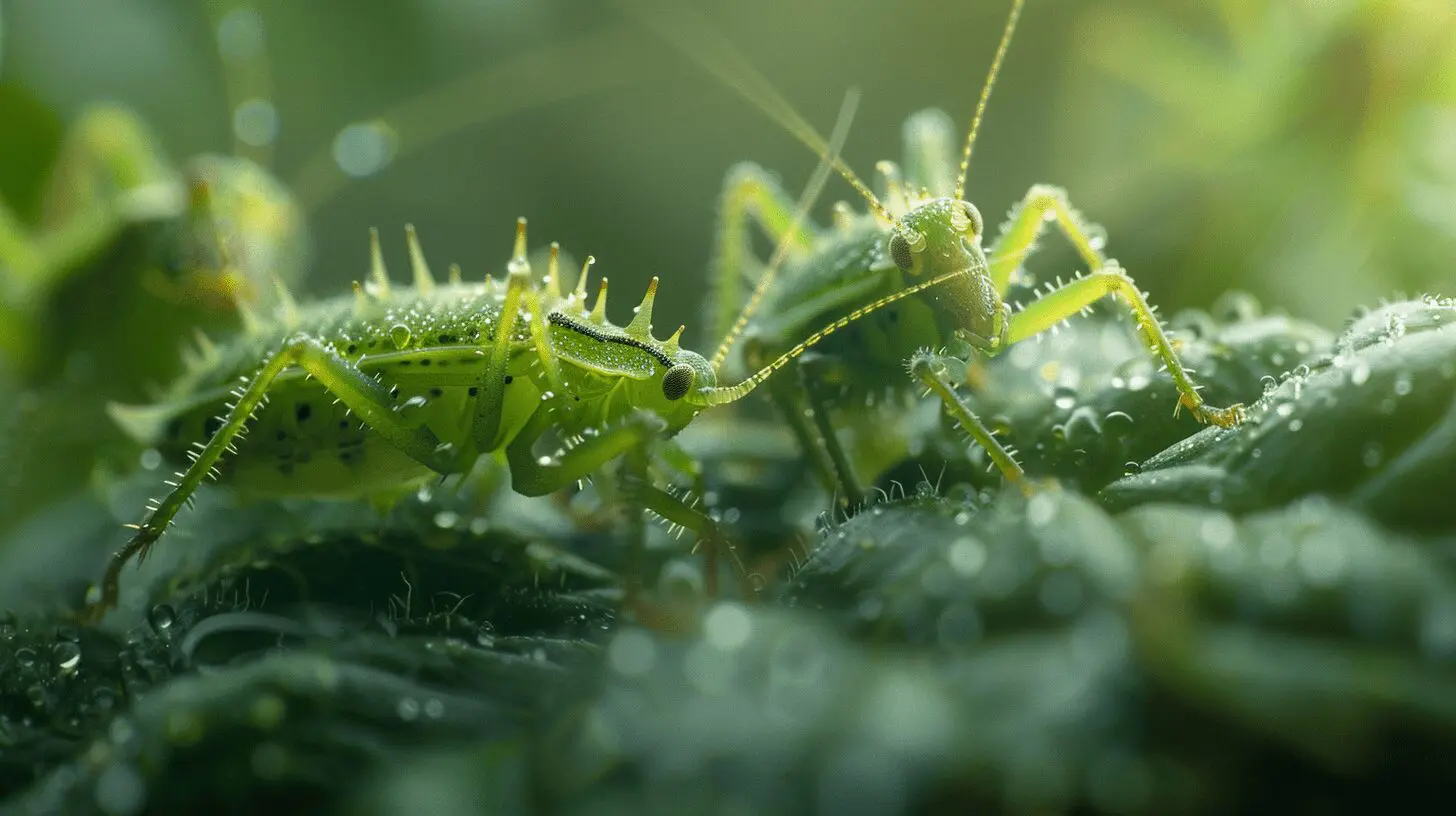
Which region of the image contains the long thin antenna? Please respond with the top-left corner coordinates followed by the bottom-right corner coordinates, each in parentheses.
top-left (704, 264), bottom-right (976, 406)
top-left (710, 87), bottom-right (861, 372)
top-left (619, 0), bottom-right (891, 222)
top-left (953, 0), bottom-right (1026, 201)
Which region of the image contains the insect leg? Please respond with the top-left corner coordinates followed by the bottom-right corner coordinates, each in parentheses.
top-left (505, 407), bottom-right (668, 497)
top-left (741, 333), bottom-right (841, 496)
top-left (908, 349), bottom-right (1031, 494)
top-left (986, 185), bottom-right (1106, 295)
top-left (472, 263), bottom-right (532, 451)
top-left (798, 352), bottom-right (866, 507)
top-left (84, 334), bottom-right (456, 621)
top-left (707, 163), bottom-right (815, 353)
top-left (1005, 262), bottom-right (1245, 427)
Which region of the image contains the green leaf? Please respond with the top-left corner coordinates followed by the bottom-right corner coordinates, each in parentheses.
top-left (1103, 297), bottom-right (1456, 532)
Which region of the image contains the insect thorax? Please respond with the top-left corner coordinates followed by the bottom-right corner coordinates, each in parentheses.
top-left (734, 214), bottom-right (994, 395)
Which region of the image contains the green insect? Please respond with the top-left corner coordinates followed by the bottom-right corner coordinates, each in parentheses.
top-left (640, 0), bottom-right (1246, 505)
top-left (83, 201), bottom-right (961, 621)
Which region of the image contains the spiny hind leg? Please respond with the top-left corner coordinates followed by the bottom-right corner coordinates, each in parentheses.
top-left (1006, 264), bottom-right (1245, 427)
top-left (707, 163), bottom-right (815, 345)
top-left (84, 334), bottom-right (456, 622)
top-left (986, 184), bottom-right (1107, 295)
top-left (908, 350), bottom-right (1032, 495)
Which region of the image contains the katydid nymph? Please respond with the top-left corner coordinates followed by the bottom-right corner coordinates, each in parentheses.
top-left (637, 0), bottom-right (1247, 505)
top-left (80, 90), bottom-right (964, 622)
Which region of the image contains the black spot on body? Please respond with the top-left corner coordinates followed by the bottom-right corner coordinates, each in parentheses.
top-left (419, 359), bottom-right (431, 367)
top-left (468, 387), bottom-right (479, 396)
top-left (504, 375), bottom-right (514, 385)
top-left (346, 344), bottom-right (358, 354)
top-left (438, 334), bottom-right (456, 343)
top-left (296, 404), bottom-right (313, 422)
top-left (430, 388), bottom-right (443, 397)
top-left (275, 431), bottom-right (288, 441)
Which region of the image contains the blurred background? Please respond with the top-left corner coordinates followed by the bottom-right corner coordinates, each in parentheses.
top-left (4, 0), bottom-right (1453, 338)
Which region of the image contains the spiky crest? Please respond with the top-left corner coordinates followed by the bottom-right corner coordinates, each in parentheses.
top-left (367, 228), bottom-right (390, 298)
top-left (626, 276), bottom-right (658, 339)
top-left (546, 242), bottom-right (563, 299)
top-left (590, 278), bottom-right (610, 323)
top-left (405, 224), bottom-right (435, 294)
top-left (508, 217), bottom-right (530, 277)
top-left (573, 256), bottom-right (595, 307)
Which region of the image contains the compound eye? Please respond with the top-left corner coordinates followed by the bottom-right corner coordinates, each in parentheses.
top-left (662, 363), bottom-right (695, 401)
top-left (962, 202), bottom-right (984, 238)
top-left (888, 233), bottom-right (914, 271)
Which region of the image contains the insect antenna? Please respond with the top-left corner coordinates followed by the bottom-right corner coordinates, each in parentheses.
top-left (709, 87), bottom-right (862, 372)
top-left (953, 0), bottom-right (1027, 202)
top-left (703, 263), bottom-right (980, 406)
top-left (618, 0), bottom-right (891, 223)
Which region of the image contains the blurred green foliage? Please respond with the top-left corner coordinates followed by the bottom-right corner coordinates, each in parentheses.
top-left (2, 1), bottom-right (1455, 814)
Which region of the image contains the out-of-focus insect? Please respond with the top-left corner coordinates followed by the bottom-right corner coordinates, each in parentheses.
top-left (630, 0), bottom-right (1245, 505)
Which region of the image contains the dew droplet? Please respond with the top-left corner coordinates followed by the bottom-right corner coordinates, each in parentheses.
top-left (147, 604), bottom-right (176, 634)
top-left (389, 324), bottom-right (412, 349)
top-left (1052, 386), bottom-right (1077, 411)
top-left (396, 697), bottom-right (420, 721)
top-left (475, 621), bottom-right (496, 648)
top-left (53, 641), bottom-right (82, 673)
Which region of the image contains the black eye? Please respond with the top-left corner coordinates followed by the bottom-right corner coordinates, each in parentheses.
top-left (888, 233), bottom-right (913, 271)
top-left (962, 203), bottom-right (983, 237)
top-left (662, 363), bottom-right (695, 401)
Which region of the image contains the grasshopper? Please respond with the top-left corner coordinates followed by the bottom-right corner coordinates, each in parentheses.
top-left (83, 171), bottom-right (969, 622)
top-left (636, 0), bottom-right (1246, 505)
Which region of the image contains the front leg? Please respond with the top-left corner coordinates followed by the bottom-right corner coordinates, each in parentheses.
top-left (908, 349), bottom-right (1032, 495)
top-left (1007, 262), bottom-right (1245, 427)
top-left (986, 184), bottom-right (1107, 294)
